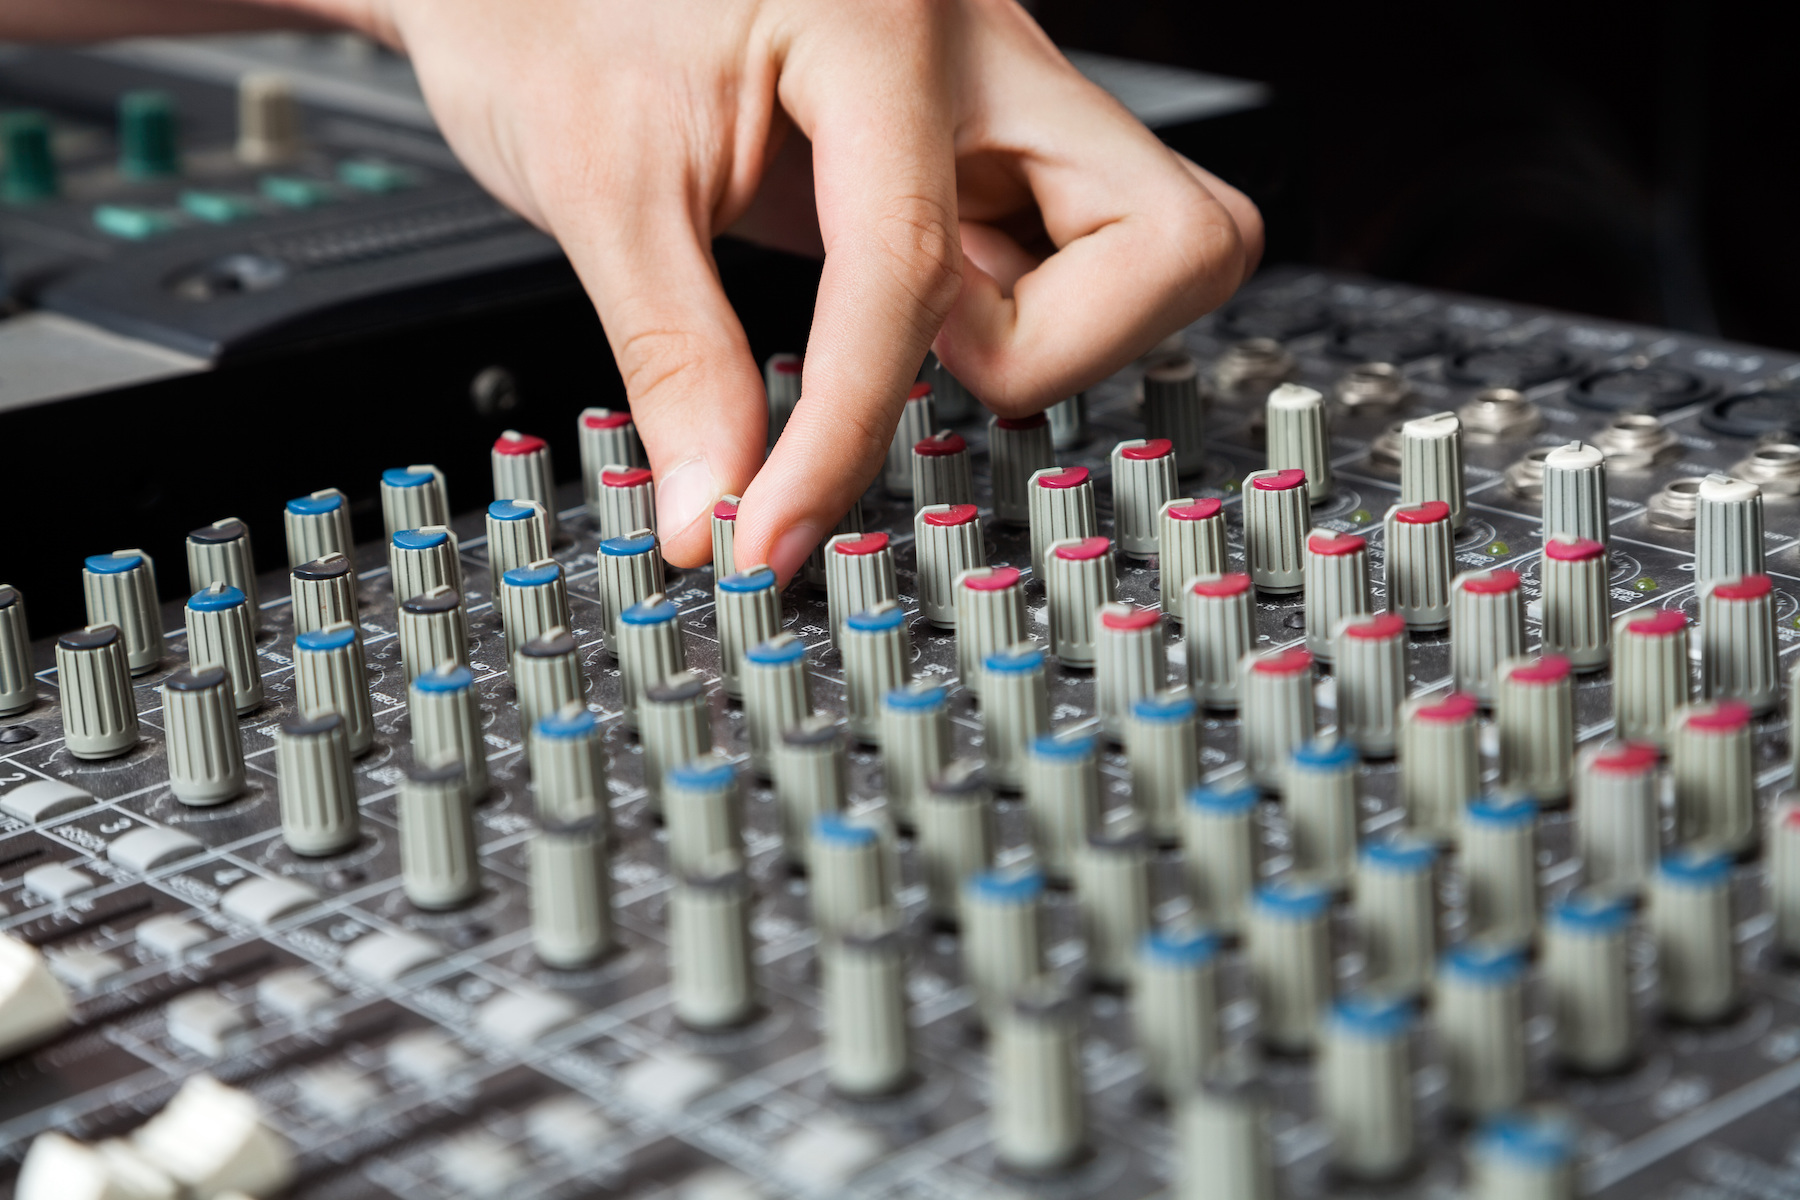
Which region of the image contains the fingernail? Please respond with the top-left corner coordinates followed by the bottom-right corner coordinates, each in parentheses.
top-left (767, 521), bottom-right (824, 585)
top-left (656, 456), bottom-right (718, 541)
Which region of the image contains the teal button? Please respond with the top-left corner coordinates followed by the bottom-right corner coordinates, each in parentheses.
top-left (180, 190), bottom-right (258, 223)
top-left (118, 90), bottom-right (180, 179)
top-left (2, 110), bottom-right (58, 203)
top-left (260, 175), bottom-right (335, 208)
top-left (93, 204), bottom-right (178, 240)
top-left (337, 158), bottom-right (416, 192)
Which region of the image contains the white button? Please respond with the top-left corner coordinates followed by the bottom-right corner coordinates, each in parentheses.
top-left (254, 968), bottom-right (335, 1021)
top-left (130, 1075), bottom-right (294, 1198)
top-left (137, 915), bottom-right (210, 958)
top-left (773, 1119), bottom-right (886, 1188)
top-left (0, 934), bottom-right (71, 1059)
top-left (295, 1064), bottom-right (380, 1123)
top-left (0, 780), bottom-right (94, 823)
top-left (340, 931), bottom-right (440, 983)
top-left (165, 989), bottom-right (247, 1056)
top-left (107, 827), bottom-right (204, 873)
top-left (220, 876), bottom-right (319, 927)
top-left (386, 1029), bottom-right (466, 1086)
top-left (22, 863), bottom-right (95, 902)
top-left (46, 948), bottom-right (124, 990)
top-left (437, 1132), bottom-right (523, 1196)
top-left (475, 988), bottom-right (579, 1049)
top-left (620, 1054), bottom-right (726, 1115)
top-left (524, 1096), bottom-right (612, 1159)
top-left (678, 1167), bottom-right (767, 1200)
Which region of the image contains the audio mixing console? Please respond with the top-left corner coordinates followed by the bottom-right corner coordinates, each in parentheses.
top-left (2, 266), bottom-right (1800, 1200)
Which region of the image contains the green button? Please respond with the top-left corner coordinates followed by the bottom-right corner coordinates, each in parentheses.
top-left (261, 175), bottom-right (336, 208)
top-left (180, 190), bottom-right (258, 223)
top-left (118, 90), bottom-right (180, 180)
top-left (93, 204), bottom-right (178, 240)
top-left (337, 158), bottom-right (416, 192)
top-left (2, 110), bottom-right (58, 203)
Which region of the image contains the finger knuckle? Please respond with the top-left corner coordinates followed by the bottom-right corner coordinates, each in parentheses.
top-left (614, 321), bottom-right (707, 407)
top-left (870, 194), bottom-right (964, 332)
top-left (1160, 188), bottom-right (1246, 304)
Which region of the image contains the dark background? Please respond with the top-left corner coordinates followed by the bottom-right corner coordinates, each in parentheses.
top-left (1032, 0), bottom-right (1798, 350)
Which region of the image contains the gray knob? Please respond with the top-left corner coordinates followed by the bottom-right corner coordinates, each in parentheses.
top-left (981, 642), bottom-right (1048, 791)
top-left (1182, 573), bottom-right (1254, 710)
top-left (842, 601), bottom-right (910, 743)
top-left (1772, 797), bottom-right (1800, 961)
top-left (1671, 700), bottom-right (1755, 854)
top-left (1126, 689), bottom-right (1198, 844)
top-left (1183, 784), bottom-right (1258, 935)
top-left (616, 593), bottom-right (685, 731)
top-left (1047, 393), bottom-right (1087, 450)
top-left (773, 716), bottom-right (846, 848)
top-left (639, 671), bottom-right (710, 811)
top-left (236, 70), bottom-right (301, 164)
top-left (1545, 892), bottom-right (1633, 1073)
top-left (988, 412), bottom-right (1056, 524)
top-left (742, 634), bottom-right (809, 774)
top-left (1382, 500), bottom-right (1454, 630)
top-left (291, 551), bottom-right (358, 638)
top-left (1611, 609), bottom-right (1689, 746)
top-left (822, 913), bottom-right (912, 1096)
top-left (1652, 848), bottom-right (1737, 1023)
top-left (1095, 603), bottom-right (1165, 738)
top-left (397, 585), bottom-right (469, 680)
top-left (1333, 612), bottom-right (1405, 758)
top-left (1398, 411), bottom-right (1466, 528)
top-left (597, 530), bottom-right (663, 652)
top-left (917, 760), bottom-right (994, 924)
top-left (529, 702), bottom-right (609, 826)
top-left (491, 429), bottom-right (558, 540)
top-left (389, 526), bottom-right (462, 609)
top-left (1177, 1076), bottom-right (1276, 1200)
top-left (884, 382), bottom-right (937, 496)
top-left (665, 754), bottom-right (741, 876)
top-left (914, 504), bottom-right (986, 628)
top-left (1438, 942), bottom-right (1527, 1118)
top-left (1242, 469), bottom-right (1308, 594)
top-left (1142, 352), bottom-right (1206, 476)
top-left (962, 865), bottom-right (1045, 1027)
top-left (669, 857), bottom-right (756, 1029)
top-left (1397, 692), bottom-right (1480, 839)
top-left (1694, 473), bottom-right (1764, 584)
top-left (1539, 535), bottom-right (1610, 671)
top-left (409, 663), bottom-right (488, 799)
top-left (514, 626), bottom-right (583, 738)
top-left (1303, 530), bottom-right (1369, 661)
top-left (486, 499), bottom-right (551, 586)
top-left (810, 811), bottom-right (892, 937)
top-left (162, 665), bottom-right (245, 805)
top-left (1355, 836), bottom-right (1438, 998)
top-left (1024, 731), bottom-right (1100, 885)
top-left (1073, 817), bottom-right (1152, 989)
top-left (1266, 382), bottom-right (1333, 498)
top-left (579, 408), bottom-right (645, 518)
top-left (1700, 573), bottom-right (1780, 714)
top-left (953, 566), bottom-right (1025, 695)
top-left (378, 464), bottom-right (448, 541)
top-left (1046, 536), bottom-right (1117, 667)
top-left (920, 349), bottom-right (974, 421)
top-left (715, 566), bottom-right (779, 697)
top-left (880, 681), bottom-right (948, 829)
top-left (276, 710), bottom-right (360, 855)
top-left (1468, 1112), bottom-right (1581, 1200)
top-left (710, 496), bottom-right (739, 591)
top-left (186, 517), bottom-right (259, 616)
top-left (1496, 655), bottom-right (1574, 803)
top-left (912, 430), bottom-right (975, 510)
top-left (1573, 740), bottom-right (1658, 894)
top-left (1319, 996), bottom-right (1416, 1182)
top-left (1158, 498), bottom-right (1226, 617)
top-left (185, 582), bottom-right (262, 713)
top-left (1286, 739), bottom-right (1359, 888)
top-left (283, 489), bottom-right (352, 568)
top-left (82, 550), bottom-right (162, 675)
top-left (1541, 441), bottom-right (1608, 544)
top-left (1450, 569), bottom-right (1525, 704)
top-left (0, 585), bottom-right (33, 715)
top-left (55, 625), bottom-right (139, 759)
top-left (1028, 465), bottom-right (1098, 579)
top-left (1246, 880), bottom-right (1332, 1052)
top-left (1461, 795), bottom-right (1538, 947)
top-left (596, 465), bottom-right (656, 542)
top-left (803, 505), bottom-right (864, 589)
top-left (764, 352), bottom-right (802, 441)
top-left (400, 761), bottom-right (479, 910)
top-left (1111, 438), bottom-right (1177, 558)
top-left (991, 981), bottom-right (1088, 1173)
top-left (294, 622), bottom-right (374, 756)
top-left (531, 814), bottom-right (614, 968)
top-left (1240, 648), bottom-right (1316, 791)
top-left (823, 531), bottom-right (898, 650)
top-left (1134, 925), bottom-right (1221, 1097)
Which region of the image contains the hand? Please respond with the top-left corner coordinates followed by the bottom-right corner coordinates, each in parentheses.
top-left (272, 0), bottom-right (1264, 579)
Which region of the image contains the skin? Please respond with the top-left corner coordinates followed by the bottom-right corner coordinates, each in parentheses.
top-left (7, 0), bottom-right (1262, 582)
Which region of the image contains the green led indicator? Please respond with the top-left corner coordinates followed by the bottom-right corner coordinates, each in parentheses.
top-left (1486, 541), bottom-right (1509, 557)
top-left (1222, 480), bottom-right (1240, 494)
top-left (1350, 508), bottom-right (1372, 524)
top-left (1633, 577), bottom-right (1657, 592)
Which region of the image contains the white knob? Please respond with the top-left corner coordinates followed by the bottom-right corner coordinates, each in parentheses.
top-left (991, 980), bottom-right (1087, 1173)
top-left (709, 495), bottom-right (739, 587)
top-left (379, 464), bottom-right (448, 540)
top-left (1383, 500), bottom-right (1454, 630)
top-left (1266, 382), bottom-right (1334, 498)
top-left (669, 857), bottom-right (756, 1030)
top-left (664, 754), bottom-right (742, 876)
top-left (916, 760), bottom-right (994, 924)
top-left (283, 489), bottom-right (351, 568)
top-left (82, 550), bottom-right (162, 675)
top-left (1158, 498), bottom-right (1227, 617)
top-left (962, 866), bottom-right (1045, 1027)
top-left (236, 70), bottom-right (301, 164)
top-left (597, 530), bottom-right (663, 652)
top-left (162, 665), bottom-right (245, 805)
top-left (1125, 689), bottom-right (1198, 843)
top-left (396, 585), bottom-right (468, 681)
top-left (822, 913), bottom-right (912, 1096)
top-left (1611, 609), bottom-right (1689, 745)
top-left (953, 566), bottom-right (1026, 695)
top-left (715, 566), bottom-right (779, 697)
top-left (1286, 738), bottom-right (1358, 888)
top-left (1176, 1076), bottom-right (1276, 1200)
top-left (879, 681), bottom-right (948, 829)
top-left (491, 429), bottom-right (558, 540)
top-left (1028, 465), bottom-right (1098, 579)
top-left (1183, 784), bottom-right (1258, 935)
top-left (1540, 441), bottom-right (1608, 545)
top-left (186, 517), bottom-right (259, 615)
top-left (185, 582), bottom-right (261, 712)
top-left (1333, 612), bottom-right (1406, 757)
top-left (616, 593), bottom-right (685, 731)
top-left (1468, 1112), bottom-right (1580, 1200)
top-left (1047, 393), bottom-right (1087, 450)
top-left (531, 813), bottom-right (614, 968)
top-left (529, 702), bottom-right (609, 826)
top-left (1496, 655), bottom-right (1574, 803)
top-left (1771, 798), bottom-right (1800, 961)
top-left (276, 710), bottom-right (360, 856)
top-left (809, 812), bottom-right (891, 939)
top-left (884, 381), bottom-right (936, 496)
top-left (400, 761), bottom-right (479, 910)
top-left (773, 717), bottom-right (847, 849)
top-left (1095, 602), bottom-right (1165, 738)
top-left (389, 526), bottom-right (461, 609)
top-left (1110, 438), bottom-right (1177, 558)
top-left (1399, 410), bottom-right (1466, 529)
top-left (1545, 891), bottom-right (1633, 1074)
top-left (914, 504), bottom-right (985, 628)
top-left (485, 498), bottom-right (550, 585)
top-left (596, 465), bottom-right (656, 542)
top-left (1024, 732), bottom-right (1099, 885)
top-left (1461, 795), bottom-right (1538, 947)
top-left (1134, 925), bottom-right (1221, 1098)
top-left (0, 585), bottom-right (35, 715)
top-left (55, 625), bottom-right (139, 760)
top-left (1574, 740), bottom-right (1659, 894)
top-left (1242, 469), bottom-right (1308, 593)
top-left (1303, 529), bottom-right (1369, 661)
top-left (1142, 352), bottom-right (1207, 476)
top-left (980, 642), bottom-right (1048, 791)
top-left (1247, 880), bottom-right (1332, 1052)
top-left (1437, 942), bottom-right (1527, 1117)
top-left (842, 601), bottom-right (910, 743)
top-left (409, 662), bottom-right (488, 799)
top-left (1650, 848), bottom-right (1737, 1024)
top-left (1450, 569), bottom-right (1525, 704)
top-left (912, 429), bottom-right (975, 510)
top-left (579, 408), bottom-right (645, 519)
top-left (1671, 700), bottom-right (1755, 854)
top-left (988, 412), bottom-right (1056, 524)
top-left (639, 672), bottom-right (710, 812)
top-left (1355, 836), bottom-right (1438, 997)
top-left (803, 505), bottom-right (864, 588)
top-left (1694, 473), bottom-right (1764, 584)
top-left (823, 532), bottom-right (897, 650)
top-left (741, 634), bottom-right (808, 774)
top-left (1073, 817), bottom-right (1152, 989)
top-left (291, 551), bottom-right (359, 638)
top-left (1397, 692), bottom-right (1480, 839)
top-left (1700, 573), bottom-right (1780, 714)
top-left (1319, 995), bottom-right (1415, 1181)
top-left (1182, 573), bottom-right (1255, 709)
top-left (1239, 648), bottom-right (1316, 791)
top-left (1045, 537), bottom-right (1117, 667)
top-left (514, 626), bottom-right (583, 737)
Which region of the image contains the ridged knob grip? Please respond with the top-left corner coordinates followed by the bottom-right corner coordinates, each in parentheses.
top-left (1611, 609), bottom-right (1689, 745)
top-left (1024, 732), bottom-right (1100, 884)
top-left (1286, 739), bottom-right (1359, 888)
top-left (1134, 926), bottom-right (1221, 1097)
top-left (596, 465), bottom-right (655, 543)
top-left (988, 413), bottom-right (1056, 524)
top-left (55, 625), bottom-right (139, 760)
top-left (82, 550), bottom-right (162, 675)
top-left (498, 559), bottom-right (572, 662)
top-left (954, 567), bottom-right (1025, 695)
top-left (1333, 612), bottom-right (1406, 757)
top-left (1700, 573), bottom-right (1780, 714)
top-left (1539, 536), bottom-right (1610, 671)
top-left (710, 496), bottom-right (739, 591)
top-left (1383, 500), bottom-right (1454, 630)
top-left (598, 530), bottom-right (663, 652)
top-left (616, 593), bottom-right (685, 731)
top-left (1355, 837), bottom-right (1438, 997)
top-left (1073, 819), bottom-right (1152, 988)
top-left (389, 526), bottom-right (461, 609)
top-left (764, 353), bottom-right (802, 440)
top-left (962, 866), bottom-right (1045, 1026)
top-left (162, 665), bottom-right (246, 805)
top-left (1047, 394), bottom-right (1087, 450)
top-left (293, 622), bottom-right (375, 757)
top-left (1028, 466), bottom-right (1098, 579)
top-left (409, 663), bottom-right (488, 799)
top-left (1461, 795), bottom-right (1538, 947)
top-left (1319, 996), bottom-right (1415, 1182)
top-left (842, 602), bottom-right (910, 743)
top-left (1574, 741), bottom-right (1659, 894)
top-left (284, 489), bottom-right (352, 569)
top-left (1399, 411), bottom-right (1466, 529)
top-left (1650, 848), bottom-right (1737, 1024)
top-left (1046, 537), bottom-right (1117, 667)
top-left (531, 815), bottom-right (614, 968)
top-left (1397, 692), bottom-right (1480, 838)
top-left (1496, 655), bottom-right (1574, 803)
top-left (0, 585), bottom-right (34, 715)
top-left (804, 505), bottom-right (863, 589)
top-left (824, 532), bottom-right (898, 650)
top-left (578, 408), bottom-right (645, 519)
top-left (1545, 892), bottom-right (1634, 1073)
top-left (486, 499), bottom-right (551, 588)
top-left (669, 859), bottom-right (756, 1030)
top-left (716, 566), bottom-right (780, 696)
top-left (664, 754), bottom-right (741, 876)
top-left (1126, 690), bottom-right (1198, 843)
top-left (185, 583), bottom-right (262, 713)
top-left (399, 761), bottom-right (479, 910)
top-left (639, 671), bottom-right (711, 809)
top-left (880, 682), bottom-right (948, 828)
top-left (1671, 700), bottom-right (1755, 854)
top-left (773, 716), bottom-right (847, 848)
top-left (741, 635), bottom-right (808, 774)
top-left (822, 914), bottom-right (912, 1096)
top-left (396, 585), bottom-right (469, 681)
top-left (916, 760), bottom-right (994, 923)
top-left (1265, 382), bottom-right (1334, 498)
top-left (1111, 438), bottom-right (1177, 557)
top-left (981, 643), bottom-right (1048, 791)
top-left (1095, 603), bottom-right (1165, 738)
top-left (1303, 530), bottom-right (1369, 660)
top-left (884, 382), bottom-right (936, 496)
top-left (1142, 352), bottom-right (1207, 476)
top-left (529, 703), bottom-right (609, 826)
top-left (810, 812), bottom-right (892, 938)
top-left (291, 551), bottom-right (359, 638)
top-left (1540, 441), bottom-right (1609, 545)
top-left (276, 710), bottom-right (360, 856)
top-left (914, 504), bottom-right (985, 627)
top-left (513, 627), bottom-right (583, 738)
top-left (1438, 943), bottom-right (1528, 1117)
top-left (1240, 648), bottom-right (1316, 791)
top-left (1183, 573), bottom-right (1254, 709)
top-left (913, 430), bottom-right (976, 511)
top-left (186, 518), bottom-right (259, 616)
top-left (1159, 498), bottom-right (1227, 617)
top-left (1183, 784), bottom-right (1258, 935)
top-left (1246, 881), bottom-right (1332, 1053)
top-left (1694, 473), bottom-right (1765, 584)
top-left (491, 429), bottom-right (558, 540)
top-left (378, 464), bottom-right (448, 541)
top-left (1450, 569), bottom-right (1525, 704)
top-left (1242, 469), bottom-right (1309, 593)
